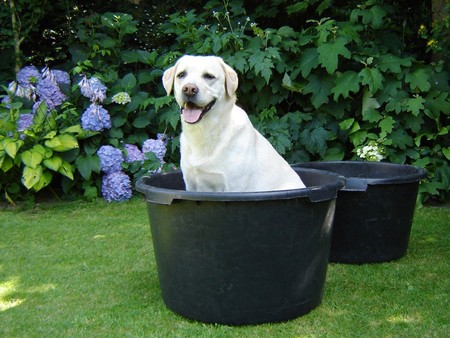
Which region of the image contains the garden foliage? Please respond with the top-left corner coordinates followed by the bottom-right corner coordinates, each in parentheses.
top-left (0, 0), bottom-right (449, 204)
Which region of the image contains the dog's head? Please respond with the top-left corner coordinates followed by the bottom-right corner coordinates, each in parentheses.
top-left (162, 55), bottom-right (238, 125)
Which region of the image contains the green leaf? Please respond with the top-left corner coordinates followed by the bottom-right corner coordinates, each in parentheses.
top-left (377, 54), bottom-right (412, 73)
top-left (317, 37), bottom-right (351, 74)
top-left (349, 130), bottom-right (367, 146)
top-left (75, 155), bottom-right (100, 180)
top-left (3, 139), bottom-right (23, 159)
top-left (443, 147), bottom-right (450, 160)
top-left (331, 71), bottom-right (360, 101)
top-left (121, 73), bottom-right (137, 90)
top-left (22, 149), bottom-right (44, 169)
top-left (379, 116), bottom-right (395, 139)
top-left (43, 131), bottom-right (57, 139)
top-left (132, 115), bottom-right (152, 129)
top-left (43, 156), bottom-right (63, 172)
top-left (159, 105), bottom-right (180, 130)
top-left (424, 92), bottom-right (450, 118)
top-left (339, 118), bottom-right (355, 131)
top-left (32, 170), bottom-right (52, 191)
top-left (323, 147), bottom-right (345, 160)
top-left (405, 68), bottom-right (431, 92)
top-left (21, 165), bottom-right (43, 189)
top-left (406, 95), bottom-right (425, 116)
top-left (300, 127), bottom-right (328, 155)
top-left (390, 129), bottom-right (413, 150)
top-left (45, 134), bottom-right (79, 152)
top-left (359, 67), bottom-right (384, 93)
top-left (58, 161), bottom-right (74, 180)
top-left (298, 48), bottom-right (319, 78)
top-left (303, 74), bottom-right (332, 109)
top-left (362, 88), bottom-right (381, 122)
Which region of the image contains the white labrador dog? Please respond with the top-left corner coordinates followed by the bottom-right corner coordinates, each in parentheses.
top-left (162, 55), bottom-right (306, 192)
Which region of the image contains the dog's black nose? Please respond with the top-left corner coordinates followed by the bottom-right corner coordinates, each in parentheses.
top-left (182, 83), bottom-right (198, 97)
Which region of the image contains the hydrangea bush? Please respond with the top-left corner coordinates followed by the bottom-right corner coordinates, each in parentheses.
top-left (1, 63), bottom-right (170, 203)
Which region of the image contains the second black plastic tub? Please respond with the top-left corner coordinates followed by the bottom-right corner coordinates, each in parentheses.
top-left (294, 161), bottom-right (427, 263)
top-left (136, 168), bottom-right (345, 325)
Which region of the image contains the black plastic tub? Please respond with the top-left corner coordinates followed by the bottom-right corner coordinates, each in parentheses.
top-left (294, 161), bottom-right (427, 264)
top-left (136, 168), bottom-right (345, 325)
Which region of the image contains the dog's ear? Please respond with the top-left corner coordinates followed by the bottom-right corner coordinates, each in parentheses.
top-left (162, 64), bottom-right (177, 96)
top-left (219, 58), bottom-right (238, 98)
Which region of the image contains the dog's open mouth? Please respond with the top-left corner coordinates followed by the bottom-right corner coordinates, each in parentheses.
top-left (181, 100), bottom-right (216, 124)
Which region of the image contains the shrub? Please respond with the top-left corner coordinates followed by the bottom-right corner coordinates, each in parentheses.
top-left (0, 1), bottom-right (448, 205)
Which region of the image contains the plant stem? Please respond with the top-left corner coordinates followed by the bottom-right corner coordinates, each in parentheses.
top-left (9, 0), bottom-right (24, 74)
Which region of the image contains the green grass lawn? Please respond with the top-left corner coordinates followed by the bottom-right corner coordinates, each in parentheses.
top-left (1, 198), bottom-right (448, 337)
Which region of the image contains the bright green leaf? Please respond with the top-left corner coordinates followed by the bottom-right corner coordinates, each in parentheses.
top-left (21, 165), bottom-right (43, 189)
top-left (58, 161), bottom-right (74, 180)
top-left (443, 147), bottom-right (450, 160)
top-left (45, 134), bottom-right (79, 152)
top-left (43, 131), bottom-right (57, 139)
top-left (32, 144), bottom-right (46, 156)
top-left (22, 149), bottom-right (44, 169)
top-left (32, 170), bottom-right (52, 191)
top-left (339, 118), bottom-right (355, 131)
top-left (3, 139), bottom-right (23, 159)
top-left (43, 156), bottom-right (63, 172)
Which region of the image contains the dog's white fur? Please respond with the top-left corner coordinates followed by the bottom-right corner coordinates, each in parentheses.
top-left (162, 55), bottom-right (306, 192)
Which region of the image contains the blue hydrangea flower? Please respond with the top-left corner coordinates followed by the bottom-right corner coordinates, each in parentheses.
top-left (17, 66), bottom-right (41, 87)
top-left (81, 103), bottom-right (111, 131)
top-left (124, 144), bottom-right (145, 163)
top-left (14, 84), bottom-right (35, 100)
top-left (17, 113), bottom-right (34, 132)
top-left (1, 95), bottom-right (11, 108)
top-left (42, 68), bottom-right (70, 86)
top-left (36, 76), bottom-right (67, 111)
top-left (101, 171), bottom-right (132, 202)
top-left (142, 134), bottom-right (167, 163)
top-left (79, 76), bottom-right (107, 103)
top-left (97, 145), bottom-right (124, 174)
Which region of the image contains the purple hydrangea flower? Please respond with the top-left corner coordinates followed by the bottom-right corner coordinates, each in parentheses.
top-left (79, 76), bottom-right (107, 103)
top-left (101, 171), bottom-right (132, 202)
top-left (36, 75), bottom-right (67, 111)
top-left (97, 145), bottom-right (124, 174)
top-left (17, 113), bottom-right (34, 132)
top-left (17, 66), bottom-right (41, 87)
top-left (142, 134), bottom-right (167, 163)
top-left (1, 96), bottom-right (10, 108)
top-left (81, 103), bottom-right (111, 131)
top-left (124, 144), bottom-right (145, 163)
top-left (42, 67), bottom-right (70, 85)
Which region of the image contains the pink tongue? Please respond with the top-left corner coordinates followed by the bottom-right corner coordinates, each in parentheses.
top-left (182, 106), bottom-right (203, 123)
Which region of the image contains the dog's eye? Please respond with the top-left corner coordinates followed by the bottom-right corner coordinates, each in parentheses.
top-left (177, 72), bottom-right (186, 79)
top-left (203, 73), bottom-right (215, 80)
